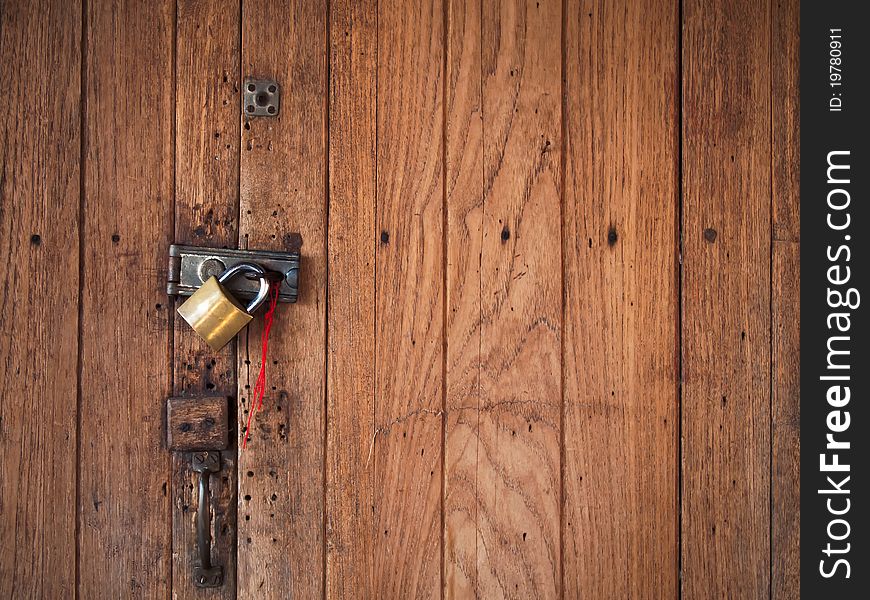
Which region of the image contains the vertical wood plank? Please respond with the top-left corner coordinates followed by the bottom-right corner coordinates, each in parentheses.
top-left (563, 1), bottom-right (679, 597)
top-left (477, 1), bottom-right (563, 594)
top-left (446, 0), bottom-right (562, 596)
top-left (444, 0), bottom-right (483, 594)
top-left (79, 0), bottom-right (175, 596)
top-left (238, 1), bottom-right (326, 597)
top-left (681, 0), bottom-right (771, 597)
top-left (0, 1), bottom-right (81, 597)
top-left (326, 0), bottom-right (377, 597)
top-left (771, 245), bottom-right (798, 599)
top-left (373, 0), bottom-right (444, 596)
top-left (172, 1), bottom-right (241, 597)
top-left (771, 0), bottom-right (799, 597)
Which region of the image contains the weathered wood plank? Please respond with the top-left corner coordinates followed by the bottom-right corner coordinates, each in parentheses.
top-left (79, 0), bottom-right (175, 596)
top-left (771, 1), bottom-right (799, 597)
top-left (444, 0), bottom-right (484, 594)
top-left (373, 0), bottom-right (444, 596)
top-left (325, 0), bottom-right (377, 597)
top-left (446, 0), bottom-right (562, 596)
top-left (681, 0), bottom-right (771, 596)
top-left (238, 1), bottom-right (327, 597)
top-left (0, 1), bottom-right (81, 597)
top-left (771, 0), bottom-right (800, 247)
top-left (172, 2), bottom-right (241, 596)
top-left (772, 244), bottom-right (799, 599)
top-left (563, 1), bottom-right (679, 597)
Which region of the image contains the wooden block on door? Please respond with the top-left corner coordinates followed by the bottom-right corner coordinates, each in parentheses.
top-left (166, 396), bottom-right (229, 451)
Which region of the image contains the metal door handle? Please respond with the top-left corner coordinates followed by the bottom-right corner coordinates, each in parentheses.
top-left (191, 451), bottom-right (223, 587)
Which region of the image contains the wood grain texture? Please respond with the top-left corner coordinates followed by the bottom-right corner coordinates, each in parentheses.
top-left (772, 244), bottom-right (798, 599)
top-left (563, 1), bottom-right (679, 598)
top-left (681, 0), bottom-right (771, 597)
top-left (79, 0), bottom-right (174, 596)
top-left (771, 0), bottom-right (800, 246)
top-left (446, 0), bottom-right (562, 596)
top-left (373, 0), bottom-right (444, 596)
top-left (771, 0), bottom-right (799, 597)
top-left (172, 2), bottom-right (241, 597)
top-left (237, 1), bottom-right (327, 597)
top-left (444, 0), bottom-right (484, 594)
top-left (325, 0), bottom-right (377, 597)
top-left (0, 1), bottom-right (81, 597)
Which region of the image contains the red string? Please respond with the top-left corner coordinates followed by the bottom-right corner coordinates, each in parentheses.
top-left (242, 281), bottom-right (281, 450)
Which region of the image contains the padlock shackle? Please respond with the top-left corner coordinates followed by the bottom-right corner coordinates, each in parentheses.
top-left (218, 262), bottom-right (270, 313)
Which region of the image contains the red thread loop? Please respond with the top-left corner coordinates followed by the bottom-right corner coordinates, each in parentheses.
top-left (242, 280), bottom-right (281, 450)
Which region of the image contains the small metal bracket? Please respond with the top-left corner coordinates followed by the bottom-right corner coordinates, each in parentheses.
top-left (244, 78), bottom-right (279, 116)
top-left (167, 244), bottom-right (299, 304)
top-left (193, 565), bottom-right (223, 589)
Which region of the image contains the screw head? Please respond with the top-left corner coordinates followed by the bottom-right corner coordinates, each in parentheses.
top-left (198, 258), bottom-right (226, 282)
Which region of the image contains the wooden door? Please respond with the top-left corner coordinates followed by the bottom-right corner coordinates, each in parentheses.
top-left (0, 0), bottom-right (799, 598)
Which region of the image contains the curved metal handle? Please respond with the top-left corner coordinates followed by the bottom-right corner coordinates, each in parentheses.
top-left (191, 452), bottom-right (223, 588)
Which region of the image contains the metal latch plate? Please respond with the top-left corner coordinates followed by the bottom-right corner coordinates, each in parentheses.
top-left (167, 244), bottom-right (299, 303)
top-left (244, 78), bottom-right (280, 116)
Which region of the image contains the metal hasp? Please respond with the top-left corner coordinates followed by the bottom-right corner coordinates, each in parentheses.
top-left (167, 396), bottom-right (230, 588)
top-left (191, 451), bottom-right (222, 588)
top-left (243, 78), bottom-right (280, 116)
top-left (167, 244), bottom-right (299, 304)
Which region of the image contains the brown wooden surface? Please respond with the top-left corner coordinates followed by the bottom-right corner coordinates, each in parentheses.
top-left (445, 0), bottom-right (562, 596)
top-left (771, 1), bottom-right (800, 598)
top-left (682, 0), bottom-right (772, 597)
top-left (563, 1), bottom-right (679, 597)
top-left (772, 245), bottom-right (799, 600)
top-left (237, 1), bottom-right (327, 598)
top-left (78, 0), bottom-right (174, 597)
top-left (325, 0), bottom-right (377, 597)
top-left (172, 1), bottom-right (241, 596)
top-left (0, 1), bottom-right (802, 598)
top-left (373, 0), bottom-right (445, 595)
top-left (444, 0), bottom-right (484, 594)
top-left (0, 1), bottom-right (81, 597)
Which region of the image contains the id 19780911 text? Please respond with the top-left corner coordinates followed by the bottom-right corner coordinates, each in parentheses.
top-left (829, 29), bottom-right (844, 112)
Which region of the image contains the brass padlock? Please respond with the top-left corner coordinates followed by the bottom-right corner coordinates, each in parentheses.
top-left (177, 262), bottom-right (270, 351)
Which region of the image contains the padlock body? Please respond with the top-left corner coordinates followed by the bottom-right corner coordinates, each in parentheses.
top-left (177, 276), bottom-right (253, 351)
